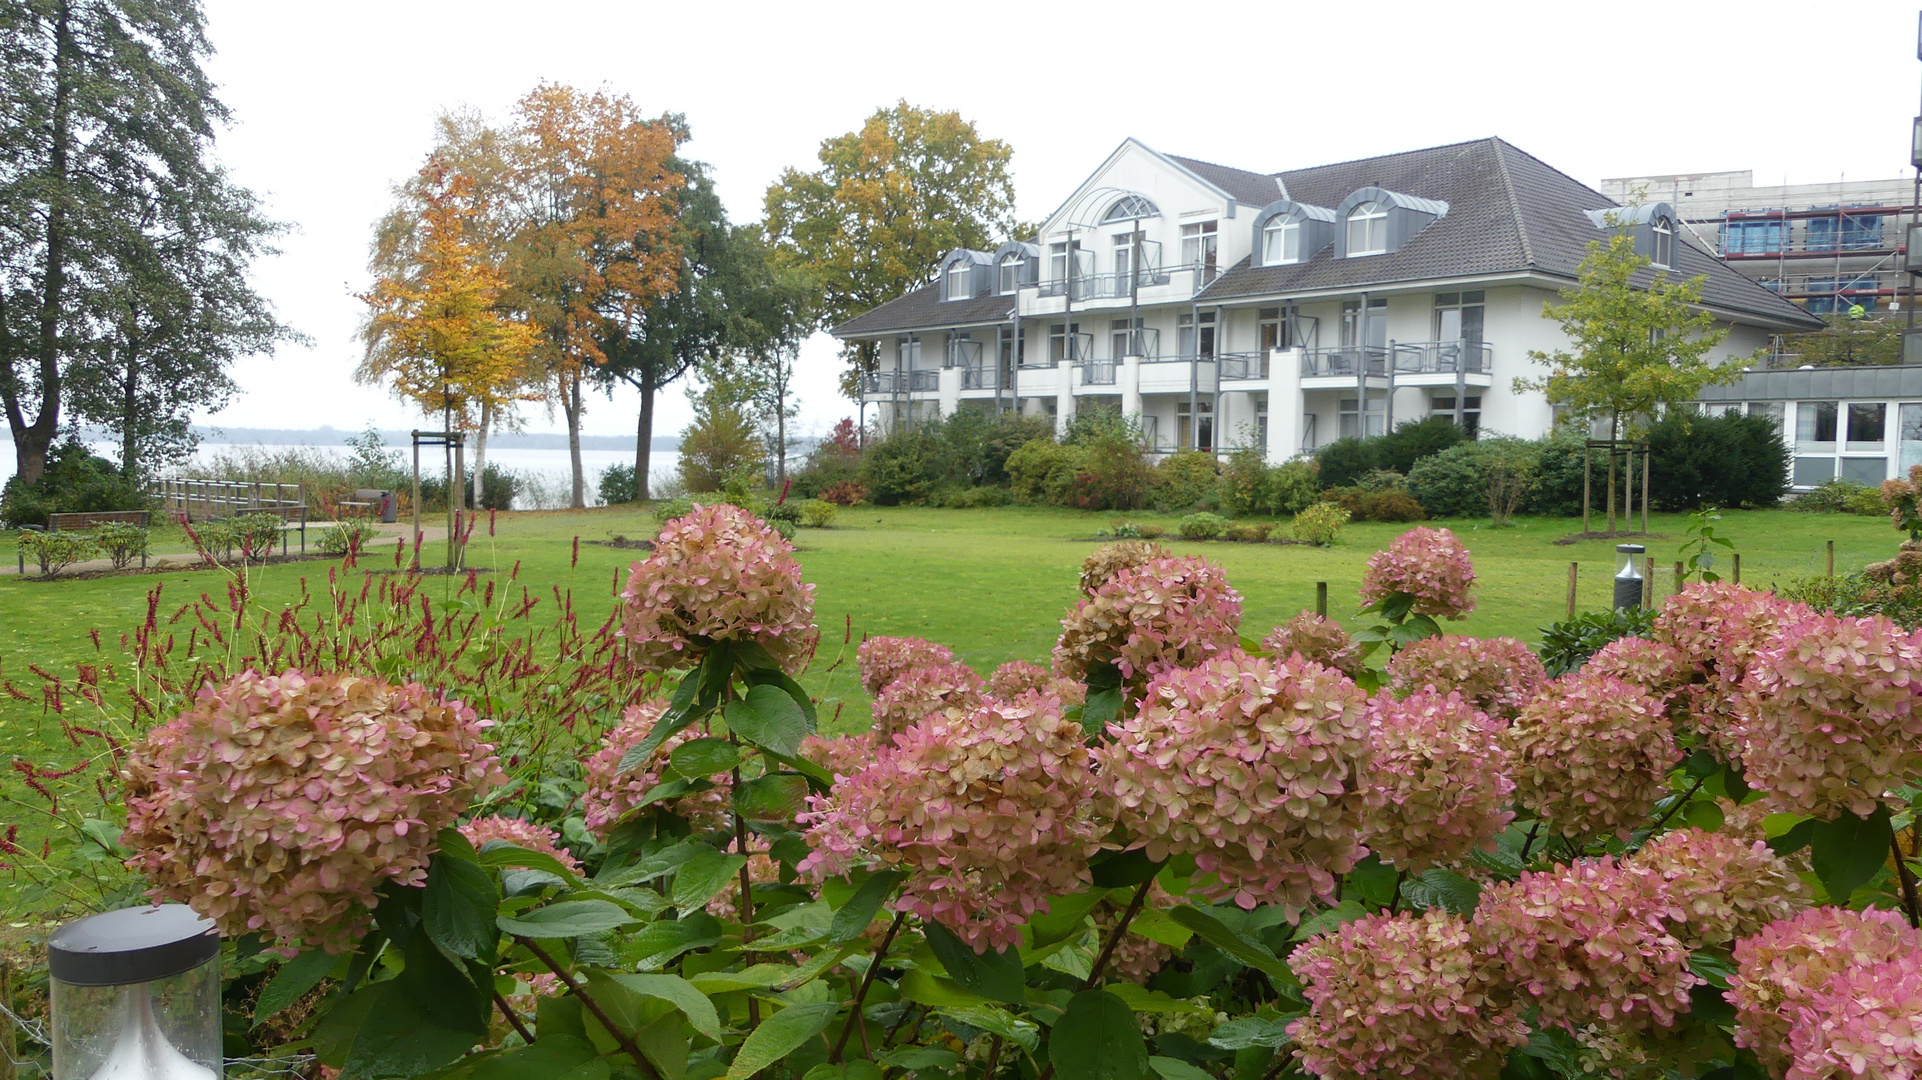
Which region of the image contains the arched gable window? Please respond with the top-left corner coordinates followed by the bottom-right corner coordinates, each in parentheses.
top-left (1346, 202), bottom-right (1388, 256)
top-left (999, 254), bottom-right (1023, 294)
top-left (1101, 194), bottom-right (1159, 223)
top-left (1652, 216), bottom-right (1675, 269)
top-left (1263, 216), bottom-right (1300, 264)
top-left (946, 261), bottom-right (973, 301)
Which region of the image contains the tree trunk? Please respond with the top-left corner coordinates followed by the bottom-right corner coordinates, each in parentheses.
top-left (120, 338), bottom-right (138, 478)
top-left (16, 3), bottom-right (77, 487)
top-left (1605, 442), bottom-right (1618, 534)
top-left (472, 400), bottom-right (491, 509)
top-left (635, 366), bottom-right (656, 502)
top-left (563, 371), bottom-right (585, 508)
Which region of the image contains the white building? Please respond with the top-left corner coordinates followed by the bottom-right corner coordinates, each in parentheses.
top-left (833, 137), bottom-right (1824, 465)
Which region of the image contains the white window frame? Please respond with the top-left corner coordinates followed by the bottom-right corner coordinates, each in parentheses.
top-left (1262, 217), bottom-right (1300, 265)
top-left (946, 261), bottom-right (972, 301)
top-left (1346, 202), bottom-right (1387, 256)
top-left (1652, 217), bottom-right (1674, 270)
top-left (998, 254), bottom-right (1022, 295)
top-left (1180, 221), bottom-right (1218, 273)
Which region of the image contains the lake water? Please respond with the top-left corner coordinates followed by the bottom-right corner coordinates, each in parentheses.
top-left (0, 441), bottom-right (681, 509)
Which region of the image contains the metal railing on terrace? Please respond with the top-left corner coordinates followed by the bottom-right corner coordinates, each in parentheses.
top-left (1391, 340), bottom-right (1491, 375)
top-left (1032, 262), bottom-right (1220, 300)
top-left (1079, 359), bottom-right (1118, 385)
top-left (861, 370), bottom-right (940, 395)
top-left (946, 340), bottom-right (985, 368)
top-left (1217, 352), bottom-right (1270, 381)
top-left (1301, 345), bottom-right (1389, 378)
top-left (960, 367), bottom-right (1000, 390)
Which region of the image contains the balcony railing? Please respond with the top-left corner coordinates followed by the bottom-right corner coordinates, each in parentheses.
top-left (961, 366), bottom-right (999, 390)
top-left (1032, 262), bottom-right (1218, 300)
top-left (1217, 352), bottom-right (1270, 381)
top-left (1391, 341), bottom-right (1491, 375)
top-left (946, 340), bottom-right (985, 368)
top-left (1079, 359), bottom-right (1118, 386)
top-left (861, 370), bottom-right (940, 395)
top-left (1301, 346), bottom-right (1388, 378)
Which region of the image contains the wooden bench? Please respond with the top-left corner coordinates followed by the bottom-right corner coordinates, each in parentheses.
top-left (338, 488), bottom-right (397, 523)
top-left (47, 510), bottom-right (151, 532)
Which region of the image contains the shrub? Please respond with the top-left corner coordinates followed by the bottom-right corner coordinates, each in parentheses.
top-left (1294, 502), bottom-right (1350, 545)
top-left (1226, 522), bottom-right (1272, 542)
top-left (92, 522), bottom-right (150, 570)
top-left (317, 521), bottom-right (383, 557)
top-left (1408, 438), bottom-right (1542, 522)
top-left (1006, 438), bottom-right (1081, 504)
top-left (790, 440), bottom-right (863, 501)
top-left (1069, 419), bottom-right (1151, 512)
top-left (818, 481), bottom-right (867, 506)
top-left (652, 497), bottom-right (695, 524)
top-left (1788, 478), bottom-right (1886, 515)
top-left (938, 485), bottom-right (1011, 508)
top-left (679, 395), bottom-right (766, 493)
top-left (1377, 415), bottom-right (1468, 474)
top-left (1315, 436), bottom-right (1377, 489)
top-left (1522, 429), bottom-right (1590, 517)
top-left (859, 428), bottom-right (946, 505)
top-left (598, 463), bottom-right (637, 505)
top-left (942, 410), bottom-right (1054, 486)
top-left (1644, 410), bottom-right (1790, 510)
top-left (1219, 448), bottom-right (1269, 516)
top-left (1357, 468), bottom-right (1408, 493)
top-left (763, 500), bottom-right (803, 524)
top-left (797, 500), bottom-right (837, 527)
top-left (1267, 458), bottom-right (1323, 515)
top-left (18, 530), bottom-right (99, 576)
top-left (0, 440), bottom-right (147, 528)
top-left (1151, 451), bottom-right (1221, 512)
top-left (1321, 486), bottom-right (1427, 523)
top-left (417, 463), bottom-right (518, 512)
top-left (1537, 606), bottom-right (1657, 677)
top-left (1178, 512), bottom-right (1229, 540)
top-left (1136, 523), bottom-right (1166, 539)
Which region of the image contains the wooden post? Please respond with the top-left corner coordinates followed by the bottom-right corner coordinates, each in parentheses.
top-left (451, 436), bottom-right (465, 572)
top-left (1674, 560), bottom-right (1685, 595)
top-left (1733, 553), bottom-right (1742, 585)
top-left (1582, 443), bottom-right (1592, 535)
top-left (1641, 444), bottom-right (1651, 535)
top-left (410, 434), bottom-right (422, 571)
top-left (1566, 562), bottom-right (1579, 618)
top-left (0, 958), bottom-right (13, 1080)
top-left (1827, 540), bottom-right (1835, 577)
top-left (1315, 582), bottom-right (1328, 617)
top-left (1643, 556), bottom-right (1655, 607)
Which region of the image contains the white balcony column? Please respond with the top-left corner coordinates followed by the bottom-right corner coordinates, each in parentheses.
top-left (1121, 355), bottom-right (1143, 429)
top-left (1268, 348), bottom-right (1304, 464)
top-left (1056, 368), bottom-right (1076, 436)
top-left (937, 367), bottom-right (961, 419)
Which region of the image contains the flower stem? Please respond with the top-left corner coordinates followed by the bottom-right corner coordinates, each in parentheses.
top-left (517, 936), bottom-right (661, 1080)
top-left (1033, 877), bottom-right (1157, 1080)
top-left (882, 1004), bottom-right (925, 1049)
top-left (1642, 774), bottom-right (1710, 841)
top-left (1518, 820), bottom-right (1541, 861)
top-left (982, 1034), bottom-right (1005, 1079)
top-left (492, 989), bottom-right (537, 1045)
top-left (1892, 830), bottom-right (1921, 930)
top-left (830, 909), bottom-right (908, 1063)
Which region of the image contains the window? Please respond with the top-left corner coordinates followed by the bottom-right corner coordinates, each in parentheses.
top-left (1262, 217), bottom-right (1299, 264)
top-left (1112, 234), bottom-right (1134, 293)
top-left (946, 261), bottom-right (972, 301)
top-left (1797, 400), bottom-right (1839, 447)
top-left (1177, 311), bottom-right (1216, 360)
top-left (1049, 242), bottom-right (1070, 284)
top-left (1181, 221), bottom-right (1218, 277)
top-left (1111, 318), bottom-right (1143, 359)
top-left (1257, 307), bottom-right (1292, 353)
top-left (1346, 202), bottom-right (1387, 256)
top-left (1748, 401), bottom-right (1785, 431)
top-left (896, 335), bottom-right (921, 369)
top-left (1842, 458), bottom-right (1888, 484)
top-left (1651, 216), bottom-right (1674, 269)
top-left (1176, 400), bottom-right (1214, 451)
top-left (1794, 456), bottom-right (1836, 487)
top-left (1102, 194), bottom-right (1157, 223)
top-left (998, 325), bottom-right (1021, 373)
top-left (1338, 396), bottom-right (1385, 438)
top-left (1432, 395), bottom-right (1482, 437)
top-left (1723, 219), bottom-right (1783, 255)
top-left (1434, 291), bottom-right (1485, 344)
top-left (1842, 214), bottom-right (1884, 250)
top-left (1254, 398), bottom-right (1269, 450)
top-left (999, 254), bottom-right (1023, 294)
top-left (1340, 298), bottom-right (1387, 349)
top-left (1847, 403), bottom-right (1887, 450)
top-left (1047, 322), bottom-right (1080, 364)
top-left (1900, 403), bottom-right (1922, 474)
top-left (947, 331), bottom-right (974, 368)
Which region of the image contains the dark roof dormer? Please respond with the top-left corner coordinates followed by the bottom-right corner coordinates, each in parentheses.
top-left (1584, 202), bottom-right (1679, 270)
top-left (1335, 187), bottom-right (1448, 259)
top-left (992, 241), bottom-right (1040, 294)
top-left (938, 249), bottom-right (996, 301)
top-left (1250, 199), bottom-right (1337, 267)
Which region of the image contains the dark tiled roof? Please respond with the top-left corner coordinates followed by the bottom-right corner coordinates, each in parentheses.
top-left (1165, 153), bottom-right (1285, 207)
top-left (830, 284), bottom-right (1015, 337)
top-left (1196, 139), bottom-right (1823, 329)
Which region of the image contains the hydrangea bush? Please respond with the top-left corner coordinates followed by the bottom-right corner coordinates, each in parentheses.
top-left (57, 510), bottom-right (1922, 1080)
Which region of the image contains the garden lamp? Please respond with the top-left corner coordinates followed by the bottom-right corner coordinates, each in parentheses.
top-left (49, 905), bottom-right (221, 1080)
top-left (1613, 544), bottom-right (1646, 611)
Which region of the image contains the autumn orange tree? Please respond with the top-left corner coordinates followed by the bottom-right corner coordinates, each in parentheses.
top-left (502, 84), bottom-right (685, 507)
top-left (358, 158), bottom-right (538, 477)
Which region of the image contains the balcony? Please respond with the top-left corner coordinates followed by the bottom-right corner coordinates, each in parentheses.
top-left (1030, 262), bottom-right (1221, 304)
top-left (1217, 352), bottom-right (1270, 382)
top-left (960, 366), bottom-right (999, 390)
top-left (1079, 359), bottom-right (1118, 386)
top-left (1301, 346), bottom-right (1389, 379)
top-left (861, 370), bottom-right (939, 396)
top-left (1391, 341), bottom-right (1491, 376)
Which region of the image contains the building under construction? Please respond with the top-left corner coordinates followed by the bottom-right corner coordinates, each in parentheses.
top-left (1599, 170), bottom-right (1916, 317)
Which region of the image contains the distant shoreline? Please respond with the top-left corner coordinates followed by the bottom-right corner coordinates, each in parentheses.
top-left (0, 426), bottom-right (679, 452)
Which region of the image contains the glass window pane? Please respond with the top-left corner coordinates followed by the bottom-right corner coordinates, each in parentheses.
top-left (1841, 457), bottom-right (1887, 485)
top-left (1749, 401), bottom-right (1785, 431)
top-left (1900, 403), bottom-right (1922, 474)
top-left (1797, 401), bottom-right (1838, 445)
top-left (1846, 403), bottom-right (1887, 445)
top-left (1794, 456), bottom-right (1836, 486)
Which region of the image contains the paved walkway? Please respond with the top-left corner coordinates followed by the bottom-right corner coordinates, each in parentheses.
top-left (3, 522), bottom-right (448, 578)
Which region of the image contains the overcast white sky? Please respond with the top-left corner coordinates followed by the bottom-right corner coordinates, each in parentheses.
top-left (195, 0), bottom-right (1922, 443)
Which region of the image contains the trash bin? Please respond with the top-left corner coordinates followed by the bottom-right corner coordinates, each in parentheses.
top-left (378, 491), bottom-right (397, 524)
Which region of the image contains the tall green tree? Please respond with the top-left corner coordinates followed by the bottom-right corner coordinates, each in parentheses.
top-left (1784, 313), bottom-right (1905, 367)
top-left (763, 102), bottom-right (1020, 398)
top-left (0, 0), bottom-right (288, 484)
top-left (1517, 225), bottom-right (1747, 530)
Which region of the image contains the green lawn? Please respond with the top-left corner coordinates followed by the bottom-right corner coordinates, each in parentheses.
top-left (0, 503), bottom-right (1898, 747)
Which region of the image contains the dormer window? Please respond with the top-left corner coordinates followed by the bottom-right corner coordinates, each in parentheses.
top-left (1652, 216), bottom-right (1674, 269)
top-left (1346, 202), bottom-right (1388, 256)
top-left (946, 261), bottom-right (972, 301)
top-left (999, 254), bottom-right (1022, 294)
top-left (1263, 217), bottom-right (1299, 264)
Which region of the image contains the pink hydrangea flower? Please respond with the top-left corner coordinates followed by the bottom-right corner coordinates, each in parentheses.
top-left (799, 731), bottom-right (880, 782)
top-left (1359, 526), bottom-right (1477, 620)
top-left (856, 635), bottom-right (957, 697)
top-left (1621, 827), bottom-right (1805, 950)
top-left (1079, 540), bottom-right (1172, 595)
top-left (1260, 612), bottom-right (1363, 678)
top-left (1501, 672), bottom-right (1676, 840)
top-left (870, 661), bottom-right (986, 741)
top-left (1650, 581), bottom-right (1810, 749)
top-left (1359, 690), bottom-right (1516, 874)
top-left (986, 660), bottom-right (1087, 706)
top-left (1729, 612), bottom-right (1922, 819)
top-left (1473, 857), bottom-right (1697, 1033)
top-left (1729, 906), bottom-right (1922, 1072)
top-left (1785, 951), bottom-right (1922, 1080)
top-left (1096, 651), bottom-right (1371, 915)
top-left (581, 701), bottom-right (730, 837)
top-left (459, 815), bottom-right (581, 874)
top-left (618, 503), bottom-right (820, 676)
top-left (121, 669), bottom-right (507, 954)
top-left (1053, 556), bottom-right (1243, 695)
top-left (1584, 636), bottom-right (1696, 723)
top-left (1289, 909), bottom-right (1528, 1080)
top-left (799, 692), bottom-right (1105, 953)
top-left (1386, 635), bottom-right (1547, 722)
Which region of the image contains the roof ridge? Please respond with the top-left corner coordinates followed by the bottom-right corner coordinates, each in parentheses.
top-left (1164, 151), bottom-right (1276, 179)
top-left (1488, 140), bottom-right (1535, 268)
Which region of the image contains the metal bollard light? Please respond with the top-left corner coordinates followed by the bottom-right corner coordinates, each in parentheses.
top-left (1613, 543), bottom-right (1646, 611)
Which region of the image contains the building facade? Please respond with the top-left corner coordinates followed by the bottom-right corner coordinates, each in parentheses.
top-left (833, 138), bottom-right (1823, 465)
top-left (1599, 170), bottom-right (1919, 316)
